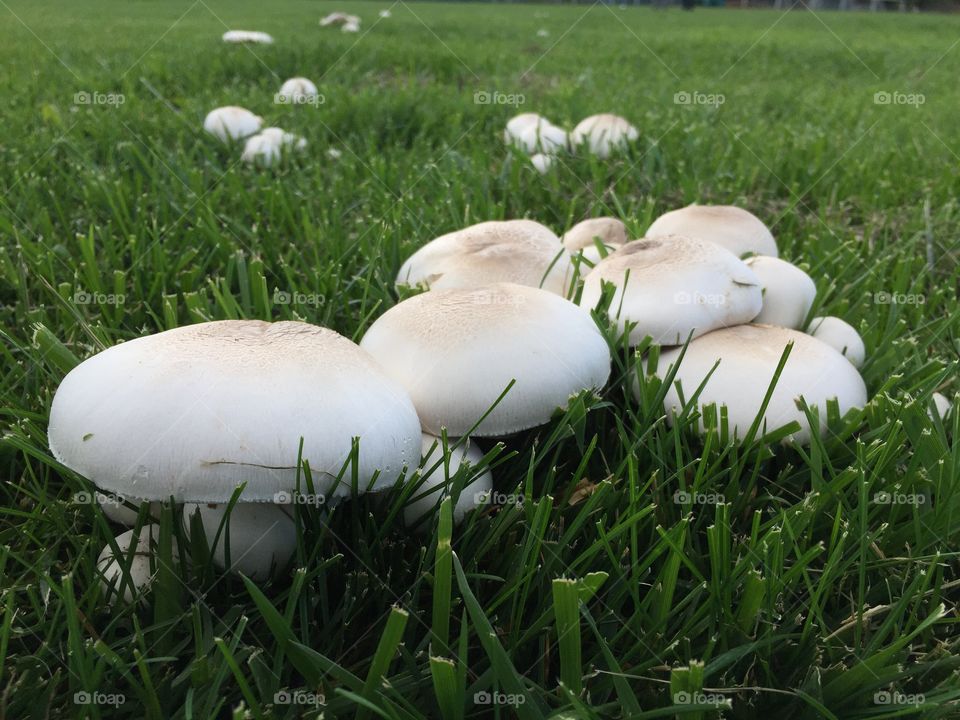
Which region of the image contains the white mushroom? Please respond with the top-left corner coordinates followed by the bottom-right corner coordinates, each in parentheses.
top-left (203, 106), bottom-right (263, 142)
top-left (931, 392), bottom-right (953, 421)
top-left (403, 435), bottom-right (493, 528)
top-left (241, 127), bottom-right (307, 166)
top-left (745, 256), bottom-right (816, 329)
top-left (97, 525), bottom-right (177, 605)
top-left (360, 283), bottom-right (612, 436)
top-left (221, 30), bottom-right (274, 44)
top-left (579, 236), bottom-right (762, 346)
top-left (807, 316), bottom-right (865, 368)
top-left (562, 218), bottom-right (628, 264)
top-left (277, 77), bottom-right (319, 103)
top-left (396, 219), bottom-right (572, 297)
top-left (570, 114), bottom-right (638, 158)
top-left (653, 324), bottom-right (868, 445)
top-left (379, 9), bottom-right (392, 18)
top-left (504, 113), bottom-right (567, 155)
top-left (184, 502), bottom-right (297, 580)
top-left (320, 12), bottom-right (360, 26)
top-left (529, 153), bottom-right (553, 174)
top-left (645, 204), bottom-right (778, 258)
top-left (342, 20), bottom-right (360, 32)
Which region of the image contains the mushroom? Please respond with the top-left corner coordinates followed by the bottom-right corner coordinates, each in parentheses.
top-left (652, 324), bottom-right (868, 445)
top-left (396, 219), bottom-right (572, 297)
top-left (221, 30), bottom-right (274, 44)
top-left (241, 127), bottom-right (307, 166)
top-left (203, 106), bottom-right (263, 142)
top-left (97, 525), bottom-right (177, 605)
top-left (504, 113), bottom-right (567, 155)
top-left (403, 434), bottom-right (493, 528)
top-left (931, 392), bottom-right (953, 421)
top-left (579, 236), bottom-right (762, 346)
top-left (645, 204), bottom-right (778, 259)
top-left (320, 12), bottom-right (360, 26)
top-left (277, 77), bottom-right (319, 103)
top-left (807, 316), bottom-right (865, 368)
top-left (529, 153), bottom-right (553, 174)
top-left (379, 9), bottom-right (392, 18)
top-left (745, 256), bottom-right (816, 329)
top-left (561, 217), bottom-right (628, 264)
top-left (359, 283), bottom-right (612, 436)
top-left (570, 114), bottom-right (638, 158)
top-left (49, 320), bottom-right (422, 577)
top-left (342, 20), bottom-right (360, 32)
top-left (183, 502), bottom-right (296, 580)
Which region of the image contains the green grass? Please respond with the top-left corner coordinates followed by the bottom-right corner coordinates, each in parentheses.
top-left (2, 0), bottom-right (960, 717)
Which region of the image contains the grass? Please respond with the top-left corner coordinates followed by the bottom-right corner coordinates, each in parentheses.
top-left (1, 0), bottom-right (959, 717)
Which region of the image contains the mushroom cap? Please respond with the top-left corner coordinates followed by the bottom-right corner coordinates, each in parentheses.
top-left (241, 128), bottom-right (306, 166)
top-left (570, 114), bottom-right (638, 158)
top-left (221, 30), bottom-right (274, 44)
top-left (403, 434), bottom-right (492, 527)
top-left (320, 12), bottom-right (360, 26)
top-left (646, 204), bottom-right (778, 258)
top-left (807, 316), bottom-right (865, 368)
top-left (396, 219), bottom-right (572, 297)
top-left (48, 320), bottom-right (422, 503)
top-left (278, 77), bottom-right (319, 100)
top-left (203, 106), bottom-right (263, 142)
top-left (529, 153), bottom-right (553, 174)
top-left (746, 256), bottom-right (817, 329)
top-left (516, 121), bottom-right (567, 154)
top-left (359, 283), bottom-right (612, 436)
top-left (580, 236), bottom-right (763, 346)
top-left (184, 502), bottom-right (296, 580)
top-left (932, 392), bottom-right (953, 421)
top-left (504, 113), bottom-right (545, 143)
top-left (562, 217), bottom-right (629, 254)
top-left (342, 21), bottom-right (360, 32)
top-left (654, 324), bottom-right (868, 444)
top-left (97, 525), bottom-right (177, 605)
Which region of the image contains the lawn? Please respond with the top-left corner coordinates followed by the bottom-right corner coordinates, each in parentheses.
top-left (1, 0), bottom-right (959, 717)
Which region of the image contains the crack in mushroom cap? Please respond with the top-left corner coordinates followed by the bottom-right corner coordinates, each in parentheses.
top-left (359, 283), bottom-right (612, 436)
top-left (570, 114), bottom-right (638, 157)
top-left (653, 324), bottom-right (868, 445)
top-left (48, 320), bottom-right (422, 503)
top-left (645, 204), bottom-right (778, 259)
top-left (579, 235), bottom-right (763, 346)
top-left (396, 219), bottom-right (572, 296)
top-left (203, 106), bottom-right (263, 142)
top-left (746, 256), bottom-right (817, 329)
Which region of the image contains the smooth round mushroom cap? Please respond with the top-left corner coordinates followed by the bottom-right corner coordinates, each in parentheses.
top-left (359, 283), bottom-right (612, 436)
top-left (48, 320), bottom-right (422, 503)
top-left (403, 434), bottom-right (492, 528)
top-left (746, 256), bottom-right (816, 329)
top-left (570, 114), bottom-right (638, 158)
top-left (653, 324), bottom-right (868, 445)
top-left (241, 128), bottom-right (306, 166)
top-left (184, 502), bottom-right (296, 580)
top-left (278, 77), bottom-right (319, 101)
top-left (222, 30), bottom-right (274, 44)
top-left (580, 236), bottom-right (763, 346)
top-left (97, 492), bottom-right (162, 527)
top-left (807, 316), bottom-right (865, 368)
top-left (645, 204), bottom-right (778, 259)
top-left (97, 525), bottom-right (177, 605)
top-left (931, 392), bottom-right (953, 421)
top-left (203, 106), bottom-right (263, 142)
top-left (396, 220), bottom-right (572, 297)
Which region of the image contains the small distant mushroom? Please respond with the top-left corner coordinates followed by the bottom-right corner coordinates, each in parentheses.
top-left (652, 324), bottom-right (868, 445)
top-left (745, 256), bottom-right (816, 329)
top-left (203, 106), bottom-right (263, 142)
top-left (221, 30), bottom-right (274, 44)
top-left (504, 113), bottom-right (567, 155)
top-left (529, 153), bottom-right (553, 174)
top-left (379, 9), bottom-right (392, 18)
top-left (277, 77), bottom-right (319, 103)
top-left (241, 127), bottom-right (307, 166)
top-left (404, 434), bottom-right (493, 528)
top-left (570, 114), bottom-right (638, 158)
top-left (342, 20), bottom-right (360, 32)
top-left (561, 217), bottom-right (628, 264)
top-left (931, 392), bottom-right (953, 421)
top-left (360, 283), bottom-right (612, 436)
top-left (579, 236), bottom-right (762, 346)
top-left (320, 12), bottom-right (360, 26)
top-left (396, 219), bottom-right (573, 297)
top-left (97, 525), bottom-right (177, 605)
top-left (807, 316), bottom-right (865, 368)
top-left (645, 204), bottom-right (778, 258)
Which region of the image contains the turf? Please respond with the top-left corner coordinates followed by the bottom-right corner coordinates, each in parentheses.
top-left (1, 0), bottom-right (959, 718)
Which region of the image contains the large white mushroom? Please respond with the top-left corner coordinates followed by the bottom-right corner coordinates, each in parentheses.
top-left (97, 525), bottom-right (177, 605)
top-left (745, 256), bottom-right (816, 329)
top-left (562, 217), bottom-right (628, 264)
top-left (396, 219), bottom-right (572, 297)
top-left (807, 316), bottom-right (865, 368)
top-left (579, 236), bottom-right (762, 346)
top-left (222, 30), bottom-right (274, 44)
top-left (360, 283), bottom-right (612, 436)
top-left (504, 113), bottom-right (567, 155)
top-left (277, 77), bottom-right (319, 104)
top-left (241, 127), bottom-right (307, 166)
top-left (403, 435), bottom-right (493, 528)
top-left (570, 114), bottom-right (638, 158)
top-left (645, 204), bottom-right (778, 258)
top-left (203, 106), bottom-right (263, 142)
top-left (652, 324), bottom-right (868, 445)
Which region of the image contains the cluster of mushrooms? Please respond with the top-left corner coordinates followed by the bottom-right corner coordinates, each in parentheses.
top-left (504, 111), bottom-right (639, 173)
